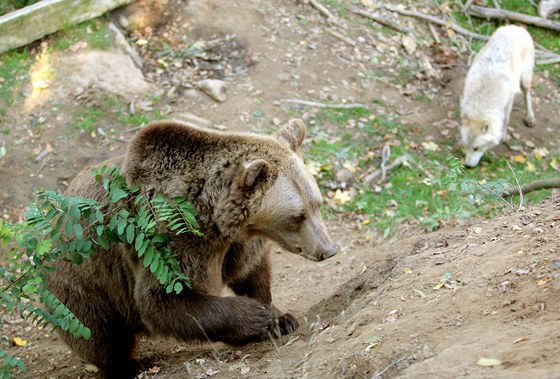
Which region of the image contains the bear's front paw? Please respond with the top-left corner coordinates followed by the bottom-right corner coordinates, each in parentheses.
top-left (221, 297), bottom-right (272, 345)
top-left (270, 312), bottom-right (299, 338)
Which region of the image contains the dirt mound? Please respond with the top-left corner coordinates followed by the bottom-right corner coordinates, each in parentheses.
top-left (279, 195), bottom-right (560, 378)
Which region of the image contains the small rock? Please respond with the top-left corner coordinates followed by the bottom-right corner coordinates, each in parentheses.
top-left (196, 79), bottom-right (227, 102)
top-left (276, 72), bottom-right (291, 82)
top-left (401, 35), bottom-right (416, 55)
top-left (335, 168), bottom-right (352, 183)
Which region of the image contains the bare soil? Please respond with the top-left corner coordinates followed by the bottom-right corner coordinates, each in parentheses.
top-left (1, 1), bottom-right (559, 378)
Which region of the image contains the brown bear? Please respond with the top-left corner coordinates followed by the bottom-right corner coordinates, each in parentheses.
top-left (46, 119), bottom-right (337, 378)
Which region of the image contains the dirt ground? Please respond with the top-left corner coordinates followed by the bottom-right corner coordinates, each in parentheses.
top-left (1, 0), bottom-right (559, 378)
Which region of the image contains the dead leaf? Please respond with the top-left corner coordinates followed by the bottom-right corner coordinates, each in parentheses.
top-left (533, 147), bottom-right (549, 160)
top-left (473, 227), bottom-right (482, 234)
top-left (12, 337), bottom-right (27, 347)
top-left (148, 366), bottom-right (161, 374)
top-left (513, 155), bottom-right (526, 163)
top-left (404, 267), bottom-right (413, 274)
top-left (422, 141), bottom-right (440, 151)
top-left (537, 277), bottom-right (550, 286)
top-left (334, 190), bottom-right (351, 206)
top-left (477, 357), bottom-right (502, 367)
top-left (526, 162), bottom-right (536, 172)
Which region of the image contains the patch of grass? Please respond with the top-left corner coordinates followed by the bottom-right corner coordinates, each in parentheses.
top-left (74, 107), bottom-right (104, 132)
top-left (304, 107), bottom-right (560, 236)
top-left (53, 18), bottom-right (113, 51)
top-left (0, 49), bottom-right (32, 110)
top-left (72, 95), bottom-right (167, 135)
top-left (0, 0), bottom-right (40, 16)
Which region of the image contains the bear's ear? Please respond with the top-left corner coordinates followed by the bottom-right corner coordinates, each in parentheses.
top-left (275, 119), bottom-right (306, 152)
top-left (238, 159), bottom-right (270, 189)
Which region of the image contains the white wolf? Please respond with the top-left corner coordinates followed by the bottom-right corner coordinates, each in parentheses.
top-left (460, 25), bottom-right (536, 168)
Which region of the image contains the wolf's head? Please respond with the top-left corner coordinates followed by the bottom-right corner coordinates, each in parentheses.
top-left (460, 115), bottom-right (502, 168)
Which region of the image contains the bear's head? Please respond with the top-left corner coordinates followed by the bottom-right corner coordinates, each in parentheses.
top-left (236, 119), bottom-right (337, 262)
top-left (123, 119), bottom-right (337, 262)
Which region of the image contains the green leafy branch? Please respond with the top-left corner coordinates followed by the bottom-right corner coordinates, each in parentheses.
top-left (0, 165), bottom-right (201, 376)
top-left (429, 153), bottom-right (512, 209)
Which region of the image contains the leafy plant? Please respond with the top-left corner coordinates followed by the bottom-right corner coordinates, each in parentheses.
top-left (429, 153), bottom-right (510, 208)
top-left (0, 166), bottom-right (200, 377)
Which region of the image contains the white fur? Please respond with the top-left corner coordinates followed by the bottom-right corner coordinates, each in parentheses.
top-left (460, 25), bottom-right (535, 168)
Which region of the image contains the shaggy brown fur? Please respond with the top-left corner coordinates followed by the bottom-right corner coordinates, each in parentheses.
top-left (46, 119), bottom-right (336, 379)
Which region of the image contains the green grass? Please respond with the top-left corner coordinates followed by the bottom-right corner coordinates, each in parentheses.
top-left (0, 16), bottom-right (113, 121)
top-left (74, 107), bottom-right (104, 132)
top-left (73, 95), bottom-right (166, 135)
top-left (0, 0), bottom-right (40, 16)
top-left (52, 18), bottom-right (113, 51)
top-left (0, 49), bottom-right (32, 118)
top-left (304, 108), bottom-right (560, 236)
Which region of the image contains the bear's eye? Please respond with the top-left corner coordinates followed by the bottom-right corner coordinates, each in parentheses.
top-left (473, 147), bottom-right (479, 152)
top-left (291, 213), bottom-right (306, 224)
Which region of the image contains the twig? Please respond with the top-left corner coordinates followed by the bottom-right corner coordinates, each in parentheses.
top-left (325, 28), bottom-right (356, 46)
top-left (363, 153), bottom-right (411, 184)
top-left (309, 0), bottom-right (342, 26)
top-left (428, 23), bottom-right (441, 43)
top-left (380, 145), bottom-right (390, 181)
top-left (348, 6), bottom-right (410, 33)
top-left (371, 356), bottom-right (408, 379)
top-left (502, 178), bottom-right (560, 196)
top-left (280, 99), bottom-right (367, 109)
top-left (506, 162), bottom-right (523, 209)
top-left (383, 4), bottom-right (489, 40)
top-left (468, 5), bottom-right (560, 32)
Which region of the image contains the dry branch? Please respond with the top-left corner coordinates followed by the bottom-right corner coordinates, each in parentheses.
top-left (363, 154), bottom-right (411, 184)
top-left (349, 6), bottom-right (410, 33)
top-left (502, 178), bottom-right (560, 196)
top-left (279, 99), bottom-right (367, 109)
top-left (325, 28), bottom-right (356, 46)
top-left (468, 5), bottom-right (560, 32)
top-left (309, 0), bottom-right (342, 26)
top-left (383, 4), bottom-right (489, 40)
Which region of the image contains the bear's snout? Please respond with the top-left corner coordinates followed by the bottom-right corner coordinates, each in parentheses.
top-left (318, 245), bottom-right (337, 261)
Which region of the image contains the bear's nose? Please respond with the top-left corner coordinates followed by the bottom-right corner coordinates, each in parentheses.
top-left (321, 245), bottom-right (337, 260)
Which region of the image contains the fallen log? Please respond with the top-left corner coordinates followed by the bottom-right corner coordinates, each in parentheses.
top-left (468, 5), bottom-right (560, 32)
top-left (0, 0), bottom-right (134, 54)
top-left (502, 178), bottom-right (560, 196)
